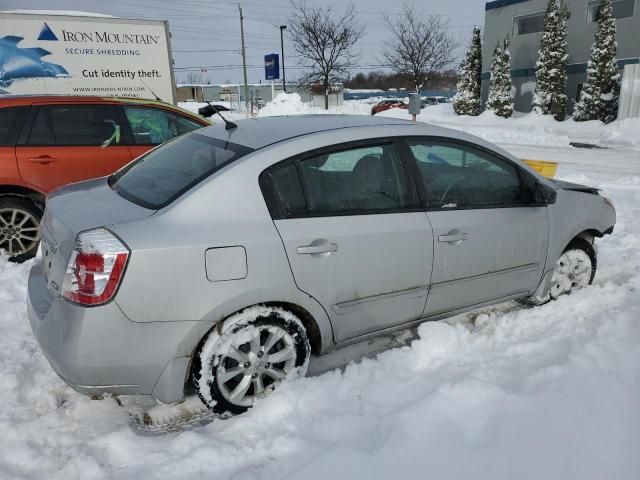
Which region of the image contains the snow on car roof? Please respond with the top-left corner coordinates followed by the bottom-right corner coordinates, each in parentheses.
top-left (197, 114), bottom-right (427, 150)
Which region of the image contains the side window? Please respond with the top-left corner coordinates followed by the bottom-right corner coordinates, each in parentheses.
top-left (124, 106), bottom-right (201, 145)
top-left (28, 105), bottom-right (120, 147)
top-left (0, 107), bottom-right (29, 146)
top-left (407, 140), bottom-right (526, 208)
top-left (27, 105), bottom-right (121, 146)
top-left (260, 162), bottom-right (307, 219)
top-left (299, 143), bottom-right (411, 215)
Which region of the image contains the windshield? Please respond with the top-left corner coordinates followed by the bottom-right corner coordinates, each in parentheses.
top-left (109, 132), bottom-right (253, 209)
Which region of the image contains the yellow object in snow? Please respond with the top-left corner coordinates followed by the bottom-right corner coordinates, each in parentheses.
top-left (523, 159), bottom-right (558, 178)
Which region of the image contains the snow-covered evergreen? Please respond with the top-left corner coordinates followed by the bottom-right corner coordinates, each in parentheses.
top-left (487, 39), bottom-right (514, 118)
top-left (532, 0), bottom-right (569, 121)
top-left (453, 26), bottom-right (482, 116)
top-left (574, 0), bottom-right (621, 123)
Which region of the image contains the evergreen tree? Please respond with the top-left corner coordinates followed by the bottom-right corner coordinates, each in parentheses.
top-left (574, 0), bottom-right (620, 122)
top-left (487, 39), bottom-right (514, 118)
top-left (453, 26), bottom-right (482, 116)
top-left (532, 0), bottom-right (569, 121)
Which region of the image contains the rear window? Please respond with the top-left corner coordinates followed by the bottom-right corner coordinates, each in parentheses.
top-left (109, 132), bottom-right (253, 209)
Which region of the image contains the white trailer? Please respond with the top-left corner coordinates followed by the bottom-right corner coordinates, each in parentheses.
top-left (0, 11), bottom-right (177, 103)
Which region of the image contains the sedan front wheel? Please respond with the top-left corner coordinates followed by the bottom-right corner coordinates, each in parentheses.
top-left (519, 239), bottom-right (596, 306)
top-left (549, 243), bottom-right (596, 299)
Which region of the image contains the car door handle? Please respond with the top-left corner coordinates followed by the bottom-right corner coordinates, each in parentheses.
top-left (28, 156), bottom-right (57, 164)
top-left (438, 232), bottom-right (468, 243)
top-left (297, 243), bottom-right (338, 255)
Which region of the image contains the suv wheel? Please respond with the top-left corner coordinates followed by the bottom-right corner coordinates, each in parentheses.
top-left (196, 306), bottom-right (310, 415)
top-left (0, 196), bottom-right (42, 262)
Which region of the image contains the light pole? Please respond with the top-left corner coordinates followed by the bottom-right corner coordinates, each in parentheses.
top-left (279, 25), bottom-right (287, 93)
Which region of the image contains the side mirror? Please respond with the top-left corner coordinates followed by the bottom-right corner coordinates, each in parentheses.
top-left (534, 181), bottom-right (557, 204)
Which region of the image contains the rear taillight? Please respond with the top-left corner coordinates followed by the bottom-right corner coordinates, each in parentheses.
top-left (61, 229), bottom-right (129, 306)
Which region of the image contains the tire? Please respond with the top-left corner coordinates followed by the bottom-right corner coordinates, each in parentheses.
top-left (0, 196), bottom-right (42, 262)
top-left (520, 238), bottom-right (597, 306)
top-left (195, 306), bottom-right (310, 416)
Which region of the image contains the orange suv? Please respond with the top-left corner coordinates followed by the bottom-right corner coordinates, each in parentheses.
top-left (0, 96), bottom-right (210, 260)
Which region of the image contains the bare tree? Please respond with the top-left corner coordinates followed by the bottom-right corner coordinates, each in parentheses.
top-left (289, 1), bottom-right (364, 109)
top-left (383, 4), bottom-right (457, 92)
top-left (185, 71), bottom-right (206, 84)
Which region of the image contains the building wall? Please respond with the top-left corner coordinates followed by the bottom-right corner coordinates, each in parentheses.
top-left (482, 0), bottom-right (640, 113)
top-left (176, 83), bottom-right (316, 106)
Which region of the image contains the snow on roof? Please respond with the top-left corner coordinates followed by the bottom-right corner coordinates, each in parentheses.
top-left (2, 9), bottom-right (116, 18)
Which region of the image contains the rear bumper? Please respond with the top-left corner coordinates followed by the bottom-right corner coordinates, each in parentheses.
top-left (27, 260), bottom-right (197, 403)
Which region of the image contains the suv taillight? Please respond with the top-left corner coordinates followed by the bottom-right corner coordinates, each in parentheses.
top-left (61, 229), bottom-right (129, 306)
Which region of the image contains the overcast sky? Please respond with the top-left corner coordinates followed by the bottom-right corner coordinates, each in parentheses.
top-left (2, 0), bottom-right (486, 85)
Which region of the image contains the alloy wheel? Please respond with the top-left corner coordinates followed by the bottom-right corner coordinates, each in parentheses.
top-left (215, 325), bottom-right (297, 407)
top-left (0, 208), bottom-right (40, 256)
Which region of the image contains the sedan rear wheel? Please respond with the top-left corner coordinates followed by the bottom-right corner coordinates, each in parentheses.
top-left (0, 197), bottom-right (42, 262)
top-left (196, 307), bottom-right (310, 415)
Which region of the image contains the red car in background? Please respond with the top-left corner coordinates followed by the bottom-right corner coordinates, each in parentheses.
top-left (0, 95), bottom-right (210, 260)
top-left (370, 99), bottom-right (409, 115)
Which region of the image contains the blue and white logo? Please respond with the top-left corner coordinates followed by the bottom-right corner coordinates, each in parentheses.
top-left (0, 36), bottom-right (69, 87)
top-left (37, 23), bottom-right (59, 41)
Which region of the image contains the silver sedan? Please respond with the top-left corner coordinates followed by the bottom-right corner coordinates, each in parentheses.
top-left (28, 115), bottom-right (615, 415)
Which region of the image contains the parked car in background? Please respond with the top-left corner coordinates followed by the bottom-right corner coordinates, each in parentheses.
top-left (28, 115), bottom-right (615, 417)
top-left (0, 95), bottom-right (209, 260)
top-left (422, 97), bottom-right (439, 107)
top-left (197, 102), bottom-right (232, 118)
top-left (371, 99), bottom-right (408, 115)
top-left (425, 96), bottom-right (452, 104)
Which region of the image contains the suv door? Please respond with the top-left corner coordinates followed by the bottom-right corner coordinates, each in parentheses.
top-left (122, 105), bottom-right (204, 160)
top-left (15, 104), bottom-right (131, 193)
top-left (261, 140), bottom-right (434, 342)
top-left (402, 138), bottom-right (549, 316)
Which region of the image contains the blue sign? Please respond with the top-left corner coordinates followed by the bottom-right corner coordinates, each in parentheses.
top-left (264, 53), bottom-right (279, 80)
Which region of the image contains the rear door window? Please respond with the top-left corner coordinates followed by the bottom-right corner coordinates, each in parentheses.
top-left (27, 105), bottom-right (121, 146)
top-left (260, 142), bottom-right (414, 219)
top-left (0, 107), bottom-right (29, 146)
top-left (299, 144), bottom-right (412, 215)
top-left (110, 132), bottom-right (253, 209)
top-left (123, 106), bottom-right (202, 145)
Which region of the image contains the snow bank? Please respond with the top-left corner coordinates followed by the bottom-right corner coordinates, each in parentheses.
top-left (379, 104), bottom-right (640, 150)
top-left (257, 92), bottom-right (310, 116)
top-left (0, 145), bottom-right (639, 479)
top-left (254, 93), bottom-right (640, 150)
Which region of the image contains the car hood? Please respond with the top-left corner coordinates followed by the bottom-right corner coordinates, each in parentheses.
top-left (550, 178), bottom-right (600, 195)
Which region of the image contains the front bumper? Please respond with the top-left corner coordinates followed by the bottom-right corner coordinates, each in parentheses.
top-left (27, 260), bottom-right (197, 403)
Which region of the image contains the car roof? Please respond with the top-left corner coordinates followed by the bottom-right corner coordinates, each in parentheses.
top-left (0, 94), bottom-right (209, 123)
top-left (196, 114), bottom-right (458, 150)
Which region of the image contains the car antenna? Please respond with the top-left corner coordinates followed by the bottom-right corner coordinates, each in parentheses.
top-left (212, 106), bottom-right (238, 130)
top-left (139, 79), bottom-right (162, 102)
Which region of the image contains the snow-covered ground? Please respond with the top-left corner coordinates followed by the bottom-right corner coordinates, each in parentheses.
top-left (1, 98), bottom-right (640, 479)
top-left (183, 92), bottom-right (640, 150)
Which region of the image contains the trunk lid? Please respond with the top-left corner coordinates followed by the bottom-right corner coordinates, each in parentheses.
top-left (41, 177), bottom-right (155, 293)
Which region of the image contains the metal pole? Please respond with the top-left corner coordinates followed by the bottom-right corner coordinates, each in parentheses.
top-left (279, 25), bottom-right (287, 93)
top-left (239, 5), bottom-right (249, 117)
